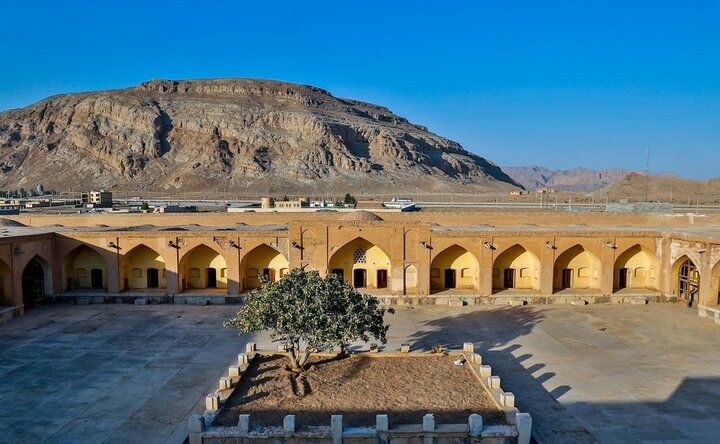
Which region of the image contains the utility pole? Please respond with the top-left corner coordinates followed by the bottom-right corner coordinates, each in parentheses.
top-left (645, 147), bottom-right (650, 202)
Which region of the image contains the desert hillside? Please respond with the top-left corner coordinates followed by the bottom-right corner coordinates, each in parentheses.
top-left (503, 166), bottom-right (676, 193)
top-left (0, 78), bottom-right (521, 195)
top-left (594, 173), bottom-right (720, 203)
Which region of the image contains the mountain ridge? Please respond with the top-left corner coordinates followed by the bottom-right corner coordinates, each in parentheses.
top-left (503, 165), bottom-right (677, 193)
top-left (0, 78), bottom-right (521, 194)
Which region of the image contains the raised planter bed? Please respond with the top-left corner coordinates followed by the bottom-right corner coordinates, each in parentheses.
top-left (188, 342), bottom-right (532, 443)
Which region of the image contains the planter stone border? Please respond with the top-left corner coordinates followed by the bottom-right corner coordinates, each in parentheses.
top-left (188, 341), bottom-right (532, 444)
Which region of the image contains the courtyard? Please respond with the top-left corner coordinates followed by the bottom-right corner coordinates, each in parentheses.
top-left (1, 302), bottom-right (719, 443)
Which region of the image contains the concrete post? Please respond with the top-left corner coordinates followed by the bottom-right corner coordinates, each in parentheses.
top-left (238, 414), bottom-right (250, 437)
top-left (470, 353), bottom-right (482, 364)
top-left (422, 413), bottom-right (435, 444)
top-left (500, 391), bottom-right (515, 407)
top-left (205, 394), bottom-right (220, 411)
top-left (479, 365), bottom-right (492, 377)
top-left (468, 413), bottom-right (483, 437)
top-left (219, 376), bottom-right (232, 390)
top-left (516, 412), bottom-right (532, 444)
top-left (237, 353), bottom-right (248, 366)
top-left (331, 415), bottom-right (342, 444)
top-left (463, 342), bottom-right (474, 353)
top-left (246, 342), bottom-right (256, 353)
top-left (228, 365), bottom-right (240, 377)
top-left (376, 414), bottom-right (389, 444)
top-left (422, 414), bottom-right (435, 432)
top-left (283, 415), bottom-right (295, 438)
top-left (400, 343), bottom-right (410, 353)
top-left (188, 414), bottom-right (205, 444)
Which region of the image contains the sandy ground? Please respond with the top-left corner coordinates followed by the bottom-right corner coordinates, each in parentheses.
top-left (216, 353), bottom-right (506, 427)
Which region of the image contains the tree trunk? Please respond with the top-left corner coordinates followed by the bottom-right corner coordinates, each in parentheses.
top-left (297, 348), bottom-right (312, 368)
top-left (288, 347), bottom-right (302, 372)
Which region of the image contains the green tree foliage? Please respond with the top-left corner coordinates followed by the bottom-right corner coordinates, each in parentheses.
top-left (224, 269), bottom-right (393, 371)
top-left (140, 201), bottom-right (150, 210)
top-left (343, 193), bottom-right (357, 206)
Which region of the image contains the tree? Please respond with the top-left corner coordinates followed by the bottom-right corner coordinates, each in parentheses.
top-left (140, 201), bottom-right (149, 211)
top-left (224, 269), bottom-right (393, 372)
top-left (343, 193), bottom-right (357, 206)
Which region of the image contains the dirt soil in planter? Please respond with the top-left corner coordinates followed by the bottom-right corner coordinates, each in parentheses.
top-left (216, 353), bottom-right (508, 427)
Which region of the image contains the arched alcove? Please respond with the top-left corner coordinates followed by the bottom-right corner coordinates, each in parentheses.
top-left (241, 245), bottom-right (289, 291)
top-left (328, 237), bottom-right (391, 290)
top-left (430, 245), bottom-right (479, 293)
top-left (120, 245), bottom-right (167, 291)
top-left (492, 245), bottom-right (540, 292)
top-left (613, 245), bottom-right (661, 292)
top-left (179, 245), bottom-right (228, 292)
top-left (22, 256), bottom-right (52, 308)
top-left (62, 245), bottom-right (108, 291)
top-left (553, 245), bottom-right (601, 292)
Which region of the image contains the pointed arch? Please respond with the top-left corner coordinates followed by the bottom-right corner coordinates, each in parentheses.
top-left (613, 244), bottom-right (660, 292)
top-left (553, 244), bottom-right (601, 292)
top-left (0, 258), bottom-right (12, 306)
top-left (120, 244), bottom-right (166, 291)
top-left (241, 244), bottom-right (289, 291)
top-left (430, 244), bottom-right (479, 293)
top-left (179, 244), bottom-right (228, 292)
top-left (328, 237), bottom-right (391, 290)
top-left (672, 255), bottom-right (700, 305)
top-left (22, 255), bottom-right (52, 308)
top-left (492, 244), bottom-right (540, 292)
top-left (62, 244), bottom-right (108, 291)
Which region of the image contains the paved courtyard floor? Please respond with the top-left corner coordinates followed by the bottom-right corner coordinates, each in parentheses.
top-left (2, 302), bottom-right (720, 443)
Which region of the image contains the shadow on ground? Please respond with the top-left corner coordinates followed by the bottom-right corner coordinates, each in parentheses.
top-left (408, 307), bottom-right (598, 443)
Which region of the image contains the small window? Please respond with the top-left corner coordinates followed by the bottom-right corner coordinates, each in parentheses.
top-left (461, 268), bottom-right (472, 278)
top-left (354, 248), bottom-right (367, 264)
top-left (132, 268), bottom-right (143, 278)
top-left (220, 268), bottom-right (227, 278)
top-left (578, 267), bottom-right (589, 277)
top-left (519, 268), bottom-right (530, 278)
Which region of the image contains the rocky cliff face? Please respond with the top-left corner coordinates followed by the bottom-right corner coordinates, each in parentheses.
top-left (0, 78), bottom-right (520, 194)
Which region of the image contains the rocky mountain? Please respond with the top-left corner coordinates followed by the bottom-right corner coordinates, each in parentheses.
top-left (502, 166), bottom-right (676, 193)
top-left (0, 78), bottom-right (521, 195)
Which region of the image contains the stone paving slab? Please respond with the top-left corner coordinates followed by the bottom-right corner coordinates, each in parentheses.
top-left (2, 303), bottom-right (720, 443)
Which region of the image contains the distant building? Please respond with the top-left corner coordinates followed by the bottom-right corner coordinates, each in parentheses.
top-left (536, 188), bottom-right (556, 194)
top-left (81, 190), bottom-right (113, 208)
top-left (35, 184), bottom-right (45, 195)
top-left (274, 198), bottom-right (309, 209)
top-left (155, 205), bottom-right (197, 213)
top-left (510, 190), bottom-right (529, 195)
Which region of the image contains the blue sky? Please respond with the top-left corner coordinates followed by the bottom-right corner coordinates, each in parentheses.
top-left (1, 1), bottom-right (718, 178)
